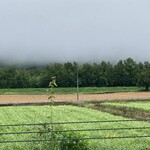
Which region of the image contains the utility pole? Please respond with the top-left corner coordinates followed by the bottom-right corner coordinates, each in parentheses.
top-left (77, 67), bottom-right (79, 101)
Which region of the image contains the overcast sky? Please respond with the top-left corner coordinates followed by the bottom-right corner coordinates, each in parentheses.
top-left (0, 0), bottom-right (150, 65)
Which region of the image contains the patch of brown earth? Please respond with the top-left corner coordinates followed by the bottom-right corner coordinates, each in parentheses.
top-left (0, 92), bottom-right (150, 104)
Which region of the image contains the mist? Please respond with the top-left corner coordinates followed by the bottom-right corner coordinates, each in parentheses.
top-left (0, 0), bottom-right (150, 65)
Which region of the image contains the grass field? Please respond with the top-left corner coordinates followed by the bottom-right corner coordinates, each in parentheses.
top-left (0, 86), bottom-right (143, 95)
top-left (101, 101), bottom-right (150, 112)
top-left (0, 105), bottom-right (150, 150)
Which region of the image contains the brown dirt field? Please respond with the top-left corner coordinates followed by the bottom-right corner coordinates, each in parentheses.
top-left (0, 92), bottom-right (150, 104)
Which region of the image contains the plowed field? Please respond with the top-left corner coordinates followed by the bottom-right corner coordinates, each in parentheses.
top-left (0, 92), bottom-right (150, 104)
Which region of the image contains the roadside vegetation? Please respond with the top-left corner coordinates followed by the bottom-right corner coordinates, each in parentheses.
top-left (0, 105), bottom-right (150, 150)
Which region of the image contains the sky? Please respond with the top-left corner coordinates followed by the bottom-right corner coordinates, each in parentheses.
top-left (0, 0), bottom-right (150, 65)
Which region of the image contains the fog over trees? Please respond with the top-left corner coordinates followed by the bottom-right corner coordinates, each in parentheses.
top-left (0, 58), bottom-right (150, 90)
top-left (1, 0), bottom-right (150, 65)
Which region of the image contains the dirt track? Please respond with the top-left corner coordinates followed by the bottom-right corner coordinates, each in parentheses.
top-left (0, 92), bottom-right (150, 104)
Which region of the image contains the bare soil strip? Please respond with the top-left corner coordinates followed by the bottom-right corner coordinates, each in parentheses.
top-left (0, 92), bottom-right (150, 105)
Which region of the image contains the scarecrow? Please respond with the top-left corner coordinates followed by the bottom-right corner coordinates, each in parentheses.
top-left (48, 76), bottom-right (57, 100)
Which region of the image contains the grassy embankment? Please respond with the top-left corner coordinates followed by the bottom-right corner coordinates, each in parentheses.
top-left (0, 86), bottom-right (143, 95)
top-left (101, 101), bottom-right (150, 112)
top-left (0, 105), bottom-right (150, 150)
top-left (86, 101), bottom-right (150, 120)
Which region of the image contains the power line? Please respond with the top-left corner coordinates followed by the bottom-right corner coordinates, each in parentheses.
top-left (1, 119), bottom-right (149, 127)
top-left (1, 135), bottom-right (150, 144)
top-left (1, 127), bottom-right (150, 136)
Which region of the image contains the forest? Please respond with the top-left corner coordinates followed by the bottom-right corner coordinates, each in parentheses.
top-left (0, 58), bottom-right (150, 90)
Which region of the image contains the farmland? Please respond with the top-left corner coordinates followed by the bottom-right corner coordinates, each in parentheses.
top-left (0, 105), bottom-right (150, 150)
top-left (101, 101), bottom-right (150, 112)
top-left (0, 87), bottom-right (143, 95)
top-left (0, 87), bottom-right (150, 149)
top-left (1, 88), bottom-right (150, 105)
top-left (84, 101), bottom-right (150, 122)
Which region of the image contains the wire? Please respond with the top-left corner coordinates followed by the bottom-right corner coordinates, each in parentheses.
top-left (0, 119), bottom-right (150, 127)
top-left (1, 135), bottom-right (150, 144)
top-left (1, 127), bottom-right (150, 136)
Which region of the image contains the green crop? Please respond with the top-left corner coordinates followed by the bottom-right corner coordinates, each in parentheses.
top-left (0, 105), bottom-right (150, 150)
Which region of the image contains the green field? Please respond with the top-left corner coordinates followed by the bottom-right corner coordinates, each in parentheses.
top-left (0, 86), bottom-right (143, 95)
top-left (0, 105), bottom-right (150, 150)
top-left (101, 101), bottom-right (150, 112)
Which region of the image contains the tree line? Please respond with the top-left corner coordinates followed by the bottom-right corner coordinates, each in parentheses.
top-left (0, 58), bottom-right (150, 90)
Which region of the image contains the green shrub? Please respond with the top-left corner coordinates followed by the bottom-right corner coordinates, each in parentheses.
top-left (60, 131), bottom-right (88, 150)
top-left (29, 124), bottom-right (89, 150)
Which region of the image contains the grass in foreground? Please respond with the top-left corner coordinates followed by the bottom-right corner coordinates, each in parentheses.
top-left (0, 86), bottom-right (143, 95)
top-left (0, 105), bottom-right (150, 150)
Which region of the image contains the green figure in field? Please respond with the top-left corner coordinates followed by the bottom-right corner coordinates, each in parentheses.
top-left (49, 76), bottom-right (57, 88)
top-left (48, 76), bottom-right (57, 133)
top-left (48, 76), bottom-right (57, 100)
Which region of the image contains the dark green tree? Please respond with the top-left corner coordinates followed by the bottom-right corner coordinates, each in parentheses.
top-left (80, 63), bottom-right (95, 87)
top-left (123, 58), bottom-right (138, 86)
top-left (114, 60), bottom-right (126, 86)
top-left (137, 68), bottom-right (150, 91)
top-left (15, 69), bottom-right (30, 88)
top-left (137, 62), bottom-right (150, 91)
